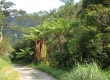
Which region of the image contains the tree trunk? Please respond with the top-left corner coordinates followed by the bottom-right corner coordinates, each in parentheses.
top-left (0, 26), bottom-right (3, 42)
top-left (57, 34), bottom-right (62, 54)
top-left (34, 40), bottom-right (42, 61)
top-left (41, 39), bottom-right (47, 58)
top-left (0, 34), bottom-right (3, 42)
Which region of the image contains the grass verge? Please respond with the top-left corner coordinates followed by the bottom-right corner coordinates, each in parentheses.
top-left (0, 58), bottom-right (19, 80)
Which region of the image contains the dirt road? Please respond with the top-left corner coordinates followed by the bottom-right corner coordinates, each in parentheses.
top-left (13, 64), bottom-right (57, 80)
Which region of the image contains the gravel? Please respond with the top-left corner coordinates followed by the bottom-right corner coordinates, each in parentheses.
top-left (13, 64), bottom-right (57, 80)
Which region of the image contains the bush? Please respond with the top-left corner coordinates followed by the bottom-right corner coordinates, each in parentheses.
top-left (0, 39), bottom-right (14, 56)
top-left (51, 53), bottom-right (76, 70)
top-left (62, 63), bottom-right (110, 80)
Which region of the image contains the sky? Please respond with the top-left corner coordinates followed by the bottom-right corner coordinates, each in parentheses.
top-left (8, 0), bottom-right (80, 13)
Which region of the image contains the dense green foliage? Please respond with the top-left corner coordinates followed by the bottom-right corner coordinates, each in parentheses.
top-left (12, 0), bottom-right (110, 70)
top-left (0, 0), bottom-right (110, 80)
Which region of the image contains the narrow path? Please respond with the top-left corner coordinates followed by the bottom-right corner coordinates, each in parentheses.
top-left (13, 64), bottom-right (57, 80)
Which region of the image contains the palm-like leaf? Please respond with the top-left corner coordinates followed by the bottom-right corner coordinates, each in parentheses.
top-left (16, 47), bottom-right (34, 58)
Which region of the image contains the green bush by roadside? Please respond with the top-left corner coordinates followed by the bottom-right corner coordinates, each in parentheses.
top-left (62, 63), bottom-right (110, 80)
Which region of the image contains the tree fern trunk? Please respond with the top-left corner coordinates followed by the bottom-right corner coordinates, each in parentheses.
top-left (0, 26), bottom-right (3, 42)
top-left (57, 34), bottom-right (62, 54)
top-left (41, 39), bottom-right (47, 58)
top-left (34, 40), bottom-right (42, 61)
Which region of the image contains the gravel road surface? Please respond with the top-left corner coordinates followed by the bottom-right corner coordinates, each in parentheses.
top-left (13, 64), bottom-right (57, 80)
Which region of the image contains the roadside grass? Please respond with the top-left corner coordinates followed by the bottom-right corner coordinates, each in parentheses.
top-left (0, 58), bottom-right (19, 80)
top-left (29, 62), bottom-right (110, 80)
top-left (61, 63), bottom-right (110, 80)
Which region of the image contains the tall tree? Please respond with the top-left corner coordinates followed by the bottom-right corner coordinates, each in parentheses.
top-left (0, 8), bottom-right (5, 42)
top-left (0, 0), bottom-right (16, 42)
top-left (43, 18), bottom-right (72, 54)
top-left (0, 0), bottom-right (15, 16)
top-left (22, 26), bottom-right (48, 61)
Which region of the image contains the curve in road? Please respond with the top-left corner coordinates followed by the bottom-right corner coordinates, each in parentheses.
top-left (13, 64), bottom-right (57, 80)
